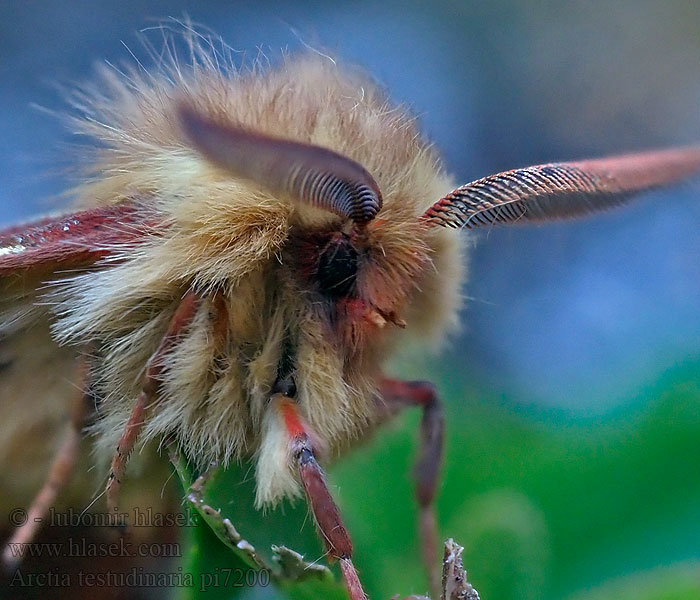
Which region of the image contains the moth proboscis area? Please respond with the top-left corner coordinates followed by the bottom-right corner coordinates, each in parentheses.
top-left (1, 28), bottom-right (699, 600)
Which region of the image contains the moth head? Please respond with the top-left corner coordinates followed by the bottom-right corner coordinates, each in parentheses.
top-left (177, 101), bottom-right (700, 350)
top-left (176, 101), bottom-right (418, 341)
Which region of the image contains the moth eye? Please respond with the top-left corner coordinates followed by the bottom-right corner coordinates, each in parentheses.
top-left (317, 233), bottom-right (359, 297)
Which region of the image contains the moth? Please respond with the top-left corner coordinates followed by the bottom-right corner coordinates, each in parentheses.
top-left (1, 32), bottom-right (699, 600)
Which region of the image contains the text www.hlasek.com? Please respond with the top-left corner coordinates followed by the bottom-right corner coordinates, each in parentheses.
top-left (5, 537), bottom-right (180, 559)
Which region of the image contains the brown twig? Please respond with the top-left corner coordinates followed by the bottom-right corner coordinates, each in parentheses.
top-left (441, 539), bottom-right (480, 600)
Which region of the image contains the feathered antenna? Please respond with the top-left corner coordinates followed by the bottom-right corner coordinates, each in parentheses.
top-left (422, 147), bottom-right (700, 228)
top-left (177, 102), bottom-right (383, 223)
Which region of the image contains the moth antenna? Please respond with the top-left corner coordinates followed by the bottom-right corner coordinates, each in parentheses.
top-left (176, 101), bottom-right (383, 223)
top-left (422, 146), bottom-right (700, 228)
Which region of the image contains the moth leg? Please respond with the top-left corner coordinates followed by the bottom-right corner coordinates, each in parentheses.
top-left (105, 290), bottom-right (203, 518)
top-left (277, 396), bottom-right (367, 600)
top-left (1, 359), bottom-right (94, 569)
top-left (378, 378), bottom-right (444, 599)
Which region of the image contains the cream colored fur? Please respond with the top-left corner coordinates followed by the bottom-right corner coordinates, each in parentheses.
top-left (1, 33), bottom-right (467, 508)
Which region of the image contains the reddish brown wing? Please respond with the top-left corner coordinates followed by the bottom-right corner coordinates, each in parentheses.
top-left (0, 201), bottom-right (160, 512)
top-left (0, 203), bottom-right (156, 277)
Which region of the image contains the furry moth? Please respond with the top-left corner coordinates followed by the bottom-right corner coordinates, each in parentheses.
top-left (2, 30), bottom-right (700, 600)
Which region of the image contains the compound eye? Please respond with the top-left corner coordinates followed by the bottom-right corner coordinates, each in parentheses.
top-left (317, 233), bottom-right (359, 297)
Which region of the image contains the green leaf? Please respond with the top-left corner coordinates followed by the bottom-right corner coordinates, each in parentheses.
top-left (169, 448), bottom-right (348, 600)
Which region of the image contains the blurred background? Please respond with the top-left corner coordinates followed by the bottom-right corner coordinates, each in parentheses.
top-left (1, 1), bottom-right (699, 599)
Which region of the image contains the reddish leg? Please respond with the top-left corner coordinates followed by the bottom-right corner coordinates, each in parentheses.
top-left (2, 359), bottom-right (94, 569)
top-left (278, 397), bottom-right (368, 600)
top-left (379, 378), bottom-right (444, 599)
top-left (105, 290), bottom-right (202, 516)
